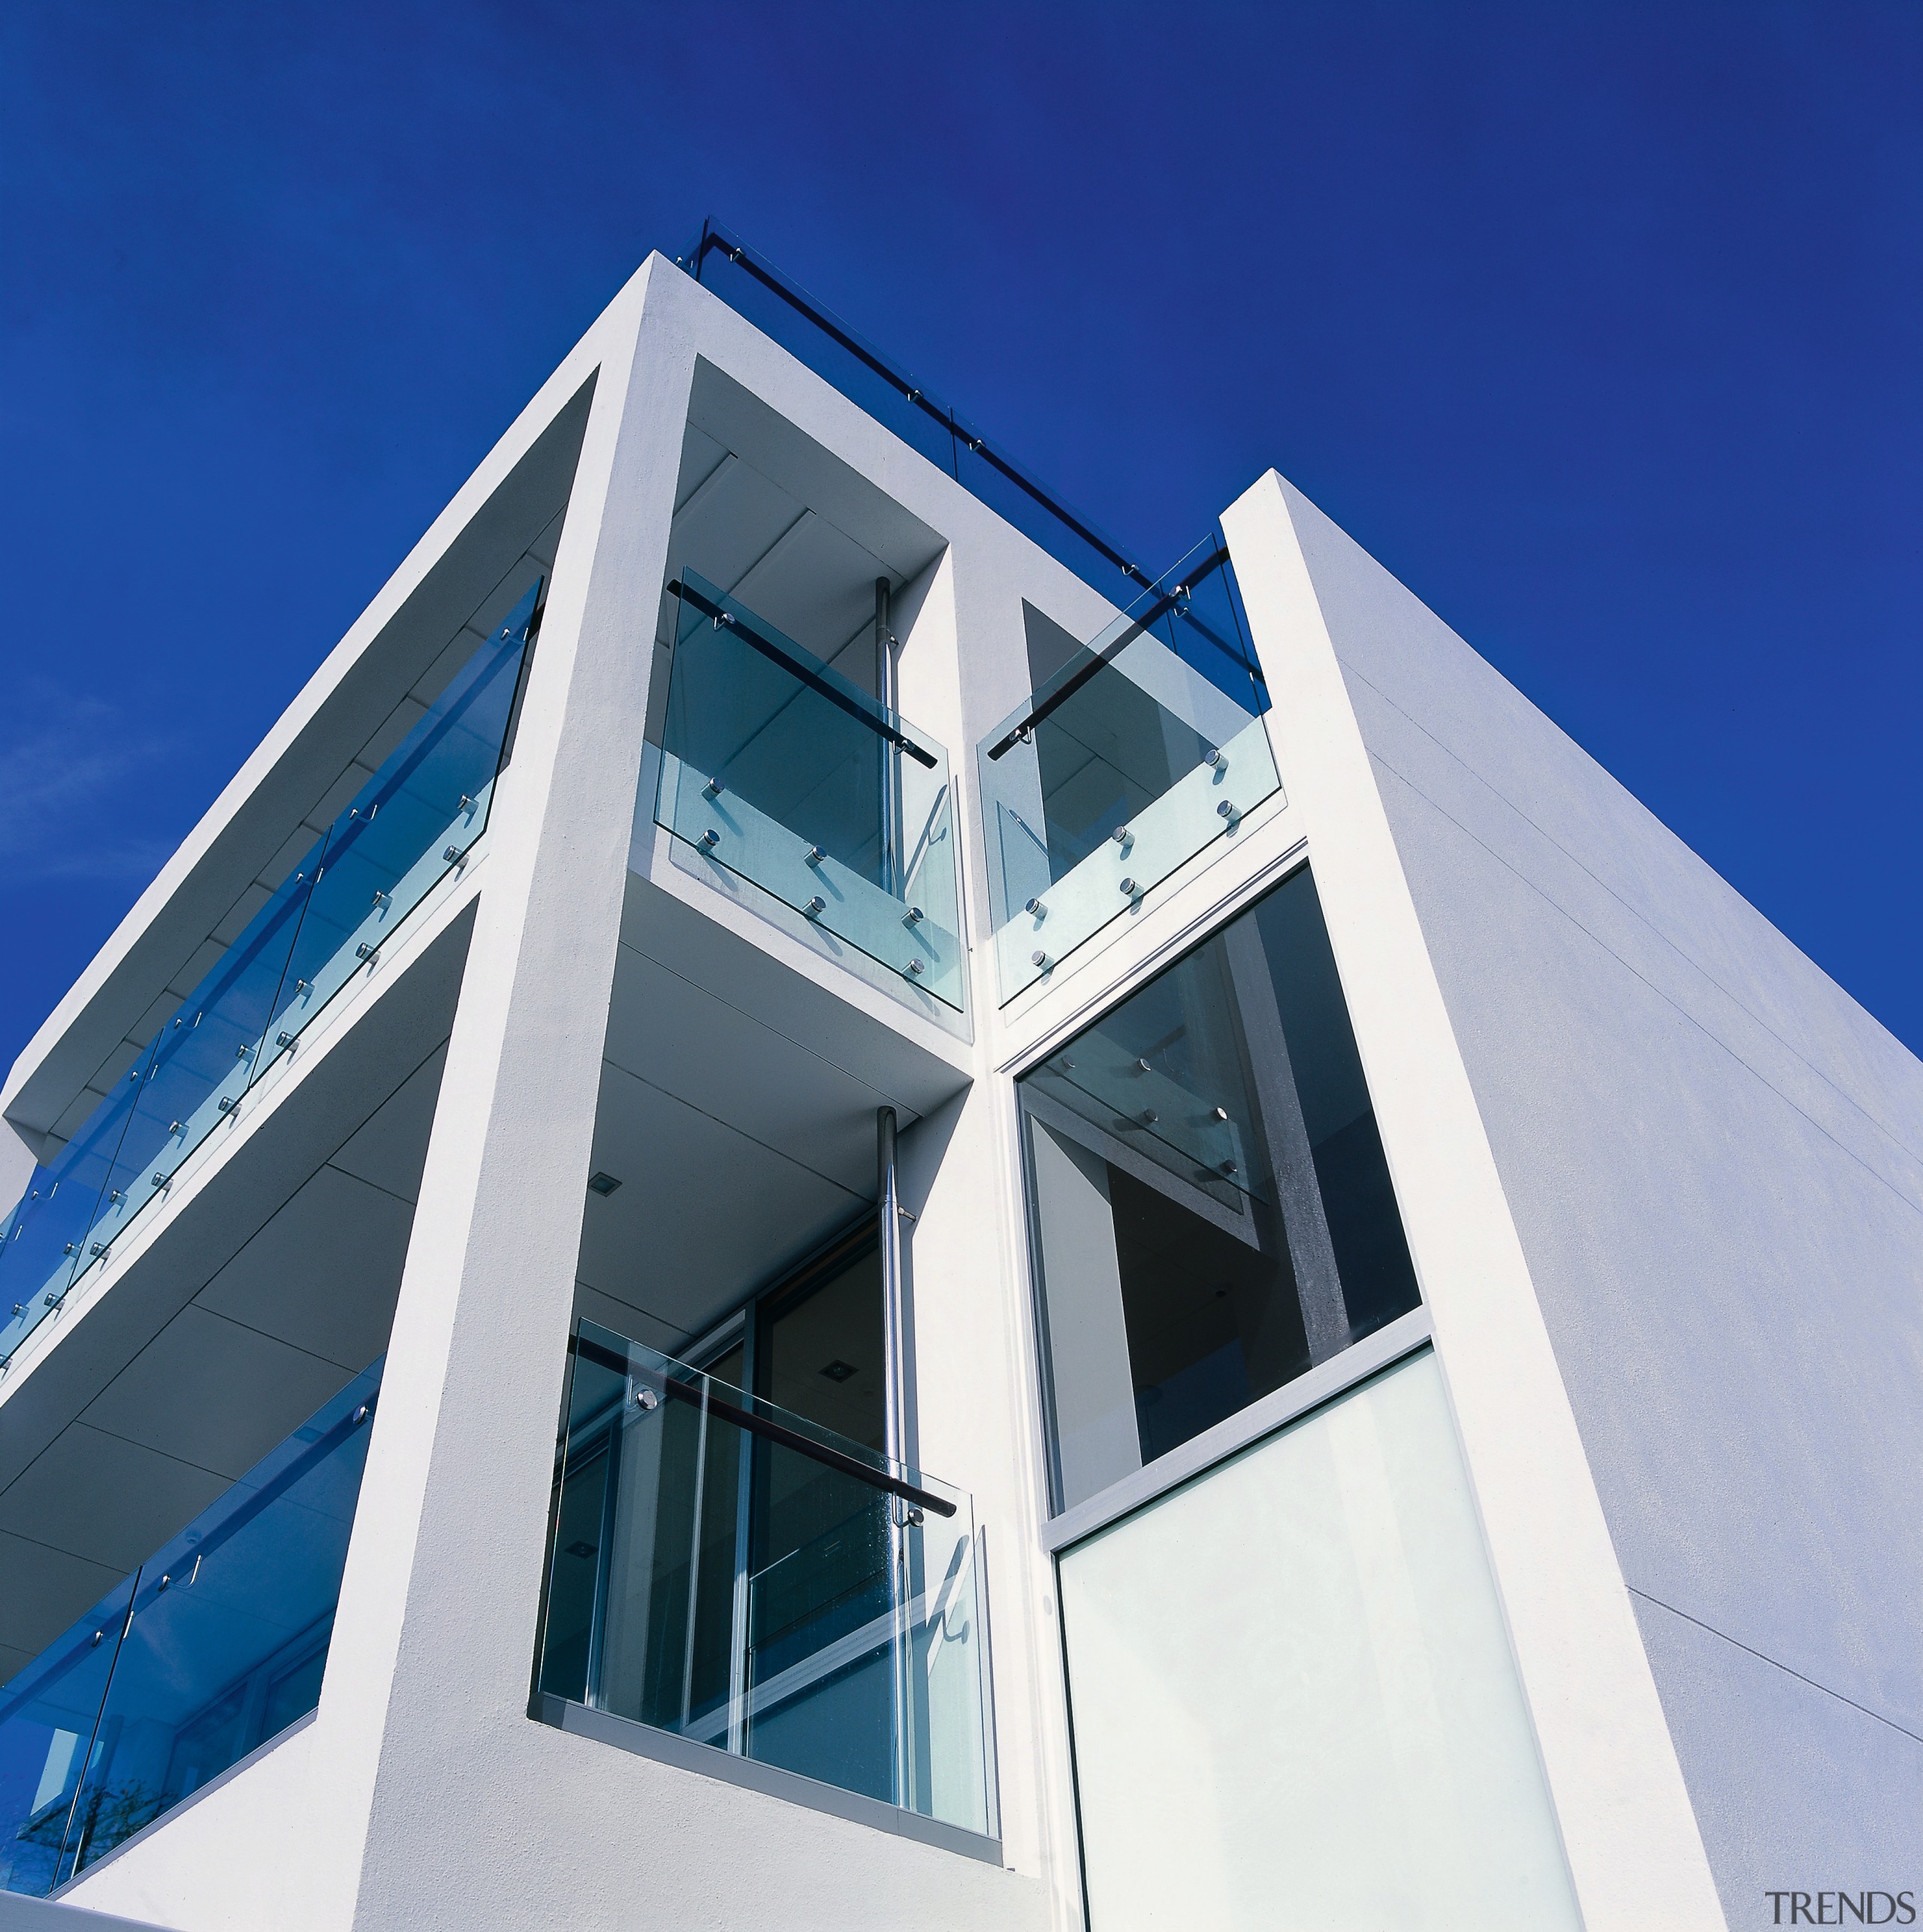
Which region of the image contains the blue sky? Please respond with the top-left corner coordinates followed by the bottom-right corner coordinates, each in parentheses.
top-left (2, 0), bottom-right (1918, 1079)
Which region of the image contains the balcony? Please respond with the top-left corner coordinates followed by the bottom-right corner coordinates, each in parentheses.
top-left (678, 222), bottom-right (1157, 608)
top-left (533, 1320), bottom-right (995, 1845)
top-left (0, 1362), bottom-right (380, 1897)
top-left (977, 538), bottom-right (1278, 1001)
top-left (654, 572), bottom-right (963, 1012)
top-left (0, 584), bottom-right (540, 1371)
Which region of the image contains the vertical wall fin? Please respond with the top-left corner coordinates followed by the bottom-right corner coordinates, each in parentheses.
top-left (1218, 469), bottom-right (1727, 1932)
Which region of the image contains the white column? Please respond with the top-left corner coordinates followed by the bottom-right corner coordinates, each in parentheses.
top-left (1028, 1119), bottom-right (1139, 1505)
top-left (284, 258), bottom-right (699, 1930)
top-left (1220, 470), bottom-right (1726, 1932)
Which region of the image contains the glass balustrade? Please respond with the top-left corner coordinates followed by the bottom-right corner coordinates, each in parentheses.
top-left (678, 222), bottom-right (1156, 608)
top-left (0, 1363), bottom-right (381, 1897)
top-left (654, 572), bottom-right (964, 1012)
top-left (0, 584), bottom-right (541, 1370)
top-left (978, 536), bottom-right (1278, 1002)
top-left (536, 1321), bottom-right (995, 1839)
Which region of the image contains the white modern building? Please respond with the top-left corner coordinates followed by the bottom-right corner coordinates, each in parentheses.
top-left (1, 226), bottom-right (1915, 1932)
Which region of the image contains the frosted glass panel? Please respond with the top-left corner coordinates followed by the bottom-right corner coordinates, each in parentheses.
top-left (1058, 1351), bottom-right (1578, 1932)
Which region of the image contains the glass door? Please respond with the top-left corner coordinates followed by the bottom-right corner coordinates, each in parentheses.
top-left (755, 1224), bottom-right (884, 1447)
top-left (742, 1222), bottom-right (893, 1793)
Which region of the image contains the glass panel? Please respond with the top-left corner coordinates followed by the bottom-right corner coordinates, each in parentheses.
top-left (656, 572), bottom-right (963, 1011)
top-left (951, 418), bottom-right (1151, 609)
top-left (911, 1490), bottom-right (993, 1837)
top-left (760, 1232), bottom-right (884, 1450)
top-left (1057, 1351), bottom-right (1580, 1931)
top-left (59, 1365), bottom-right (380, 1882)
top-left (747, 1435), bottom-right (895, 1800)
top-left (0, 586), bottom-right (538, 1369)
top-left (0, 1366), bottom-right (379, 1899)
top-left (0, 1044), bottom-right (155, 1363)
top-left (681, 223), bottom-right (1150, 604)
top-left (536, 1321), bottom-right (993, 1835)
top-left (252, 582), bottom-right (538, 1078)
top-left (0, 1160), bottom-right (88, 1363)
top-left (1021, 865), bottom-right (1420, 1512)
top-left (683, 229), bottom-right (960, 480)
top-left (84, 852), bottom-right (324, 1269)
top-left (538, 1331), bottom-right (745, 1740)
top-left (0, 1576), bottom-right (135, 1898)
top-left (980, 538), bottom-right (1278, 1001)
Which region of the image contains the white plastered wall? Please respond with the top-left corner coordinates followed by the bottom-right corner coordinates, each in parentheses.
top-left (1273, 470), bottom-right (1923, 1909)
top-left (16, 235), bottom-right (1684, 1932)
top-left (611, 270), bottom-right (1140, 1928)
top-left (62, 258), bottom-right (1070, 1931)
top-left (1218, 470), bottom-right (1726, 1930)
top-left (55, 248), bottom-right (652, 1932)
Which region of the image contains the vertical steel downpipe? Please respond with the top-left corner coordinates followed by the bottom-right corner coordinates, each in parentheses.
top-left (725, 1318), bottom-right (757, 1759)
top-left (876, 577), bottom-right (901, 896)
top-left (679, 1379), bottom-right (711, 1731)
top-left (878, 1103), bottom-right (907, 1470)
top-left (877, 1103), bottom-right (914, 1808)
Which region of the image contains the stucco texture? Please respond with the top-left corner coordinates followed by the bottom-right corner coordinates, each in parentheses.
top-left (1283, 476), bottom-right (1923, 1918)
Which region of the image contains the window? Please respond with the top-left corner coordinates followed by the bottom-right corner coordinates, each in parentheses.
top-left (1056, 1351), bottom-right (1579, 1930)
top-left (1019, 865), bottom-right (1420, 1513)
top-left (533, 1217), bottom-right (997, 1840)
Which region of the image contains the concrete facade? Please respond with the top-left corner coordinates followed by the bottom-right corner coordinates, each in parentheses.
top-left (1277, 475), bottom-right (1923, 1912)
top-left (0, 241), bottom-right (1909, 1932)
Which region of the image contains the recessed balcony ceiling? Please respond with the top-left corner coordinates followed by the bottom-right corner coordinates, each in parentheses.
top-left (574, 883), bottom-right (968, 1354)
top-left (659, 360), bottom-right (949, 695)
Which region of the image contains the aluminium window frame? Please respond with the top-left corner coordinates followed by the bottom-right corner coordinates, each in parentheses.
top-left (1040, 1307), bottom-right (1433, 1555)
top-left (588, 1209), bottom-right (897, 1761)
top-left (1003, 841), bottom-right (1435, 1550)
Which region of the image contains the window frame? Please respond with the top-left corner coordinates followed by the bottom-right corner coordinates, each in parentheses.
top-left (1005, 851), bottom-right (1433, 1547)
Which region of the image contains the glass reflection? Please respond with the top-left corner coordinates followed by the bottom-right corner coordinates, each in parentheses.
top-left (1021, 865), bottom-right (1420, 1511)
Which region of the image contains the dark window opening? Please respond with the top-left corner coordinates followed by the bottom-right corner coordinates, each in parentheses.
top-left (1020, 865), bottom-right (1420, 1511)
